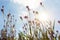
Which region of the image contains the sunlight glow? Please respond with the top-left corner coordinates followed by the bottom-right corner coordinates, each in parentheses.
top-left (38, 11), bottom-right (49, 21)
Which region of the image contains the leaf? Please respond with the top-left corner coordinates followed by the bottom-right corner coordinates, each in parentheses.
top-left (53, 20), bottom-right (55, 30)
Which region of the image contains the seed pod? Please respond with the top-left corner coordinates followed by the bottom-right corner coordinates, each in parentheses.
top-left (7, 13), bottom-right (11, 18)
top-left (24, 16), bottom-right (28, 19)
top-left (1, 5), bottom-right (4, 14)
top-left (36, 11), bottom-right (38, 14)
top-left (58, 20), bottom-right (60, 23)
top-left (20, 16), bottom-right (23, 20)
top-left (26, 6), bottom-right (30, 11)
top-left (40, 2), bottom-right (42, 5)
top-left (33, 11), bottom-right (35, 13)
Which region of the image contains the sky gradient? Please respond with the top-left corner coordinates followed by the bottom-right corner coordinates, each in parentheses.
top-left (0, 0), bottom-right (60, 36)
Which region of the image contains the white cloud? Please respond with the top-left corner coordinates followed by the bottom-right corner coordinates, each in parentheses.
top-left (10, 0), bottom-right (43, 9)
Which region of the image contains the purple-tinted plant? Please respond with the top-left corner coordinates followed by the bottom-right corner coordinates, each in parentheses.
top-left (0, 5), bottom-right (16, 40)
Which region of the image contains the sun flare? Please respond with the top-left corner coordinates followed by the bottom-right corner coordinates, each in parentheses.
top-left (38, 11), bottom-right (49, 21)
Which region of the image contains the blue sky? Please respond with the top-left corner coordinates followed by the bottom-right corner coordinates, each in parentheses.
top-left (0, 0), bottom-right (60, 36)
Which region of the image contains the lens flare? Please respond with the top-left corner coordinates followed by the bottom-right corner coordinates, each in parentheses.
top-left (38, 11), bottom-right (49, 21)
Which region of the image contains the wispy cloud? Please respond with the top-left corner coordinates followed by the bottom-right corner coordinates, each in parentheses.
top-left (10, 0), bottom-right (43, 9)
